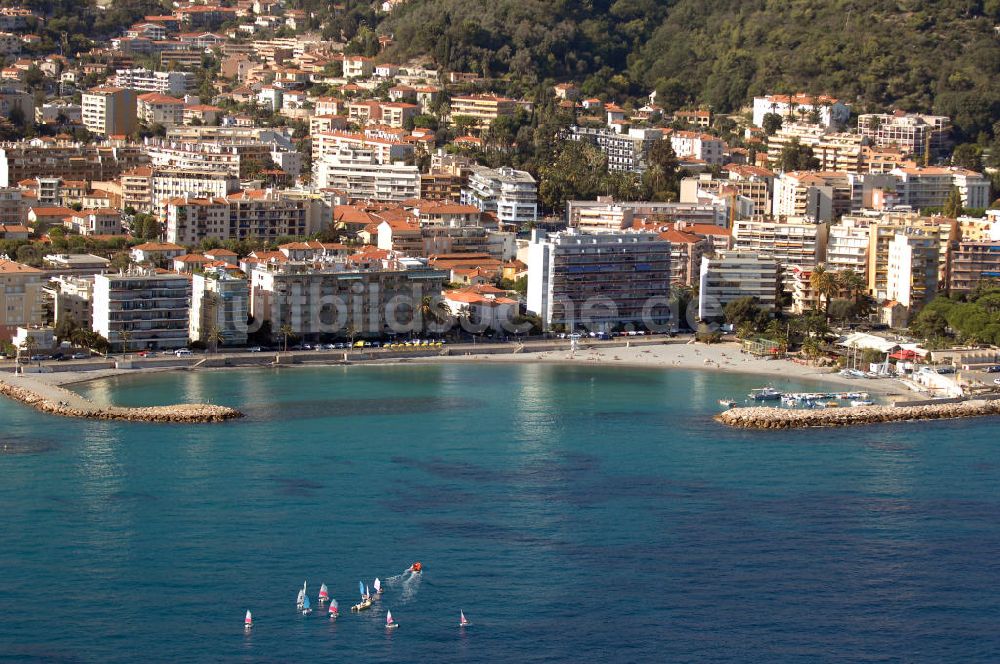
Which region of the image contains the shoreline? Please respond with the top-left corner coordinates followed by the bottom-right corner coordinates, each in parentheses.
top-left (34, 340), bottom-right (908, 400)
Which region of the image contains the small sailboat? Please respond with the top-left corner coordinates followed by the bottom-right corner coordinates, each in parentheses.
top-left (328, 599), bottom-right (339, 620)
top-left (296, 581), bottom-right (306, 611)
top-left (318, 583), bottom-right (329, 605)
top-left (459, 610), bottom-right (470, 627)
top-left (301, 594), bottom-right (313, 616)
top-left (373, 578), bottom-right (382, 595)
top-left (244, 610), bottom-right (253, 632)
top-left (351, 581), bottom-right (373, 612)
top-left (385, 609), bottom-right (398, 630)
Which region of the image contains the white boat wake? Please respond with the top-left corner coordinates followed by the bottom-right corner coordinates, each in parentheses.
top-left (385, 569), bottom-right (422, 603)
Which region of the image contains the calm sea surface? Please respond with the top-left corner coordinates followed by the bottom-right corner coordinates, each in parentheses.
top-left (1, 364), bottom-right (999, 663)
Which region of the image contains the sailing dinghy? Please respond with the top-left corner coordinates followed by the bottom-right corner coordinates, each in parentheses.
top-left (301, 594), bottom-right (313, 615)
top-left (459, 610), bottom-right (470, 627)
top-left (244, 610), bottom-right (253, 631)
top-left (385, 609), bottom-right (398, 630)
top-left (318, 583), bottom-right (330, 605)
top-left (296, 582), bottom-right (306, 611)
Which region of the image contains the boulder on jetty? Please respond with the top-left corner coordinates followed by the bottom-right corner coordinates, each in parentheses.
top-left (717, 399), bottom-right (1000, 429)
top-left (0, 380), bottom-right (242, 423)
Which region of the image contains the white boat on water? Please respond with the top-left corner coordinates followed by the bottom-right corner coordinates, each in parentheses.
top-left (386, 609), bottom-right (398, 630)
top-left (244, 610), bottom-right (253, 632)
top-left (318, 583), bottom-right (329, 604)
top-left (373, 578), bottom-right (383, 595)
top-left (749, 387), bottom-right (782, 401)
top-left (329, 599), bottom-right (339, 620)
top-left (851, 399), bottom-right (875, 407)
top-left (301, 595), bottom-right (313, 616)
top-left (459, 610), bottom-right (470, 627)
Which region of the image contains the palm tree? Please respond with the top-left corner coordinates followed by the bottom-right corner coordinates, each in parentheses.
top-left (19, 335), bottom-right (37, 366)
top-left (836, 269), bottom-right (867, 311)
top-left (118, 328), bottom-right (133, 354)
top-left (206, 326), bottom-right (224, 353)
top-left (809, 264), bottom-right (838, 320)
top-left (418, 296), bottom-right (452, 338)
top-left (279, 324), bottom-right (295, 352)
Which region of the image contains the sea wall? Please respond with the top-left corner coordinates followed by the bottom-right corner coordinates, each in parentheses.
top-left (717, 399), bottom-right (1000, 429)
top-left (0, 380), bottom-right (242, 423)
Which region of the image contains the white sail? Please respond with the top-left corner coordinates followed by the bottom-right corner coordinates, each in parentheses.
top-left (386, 609), bottom-right (393, 625)
top-left (374, 577), bottom-right (381, 593)
top-left (245, 610), bottom-right (252, 624)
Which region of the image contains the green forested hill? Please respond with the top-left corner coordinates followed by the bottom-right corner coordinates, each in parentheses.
top-left (381, 0), bottom-right (1000, 141)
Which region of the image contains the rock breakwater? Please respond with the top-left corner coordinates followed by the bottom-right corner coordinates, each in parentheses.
top-left (0, 380), bottom-right (242, 423)
top-left (717, 399), bottom-right (1000, 429)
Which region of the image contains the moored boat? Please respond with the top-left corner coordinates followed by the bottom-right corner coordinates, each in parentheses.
top-left (749, 387), bottom-right (782, 401)
top-left (719, 399), bottom-right (737, 408)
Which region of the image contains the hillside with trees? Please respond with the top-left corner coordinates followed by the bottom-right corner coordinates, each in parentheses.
top-left (380, 0), bottom-right (1000, 144)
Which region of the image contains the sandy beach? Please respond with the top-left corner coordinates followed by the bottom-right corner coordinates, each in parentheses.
top-left (405, 340), bottom-right (910, 397)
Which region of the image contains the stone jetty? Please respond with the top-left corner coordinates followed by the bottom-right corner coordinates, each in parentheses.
top-left (0, 378), bottom-right (242, 423)
top-left (717, 399), bottom-right (1000, 429)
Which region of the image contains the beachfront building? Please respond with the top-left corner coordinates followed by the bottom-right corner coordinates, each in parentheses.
top-left (698, 250), bottom-right (782, 321)
top-left (0, 259), bottom-right (46, 341)
top-left (885, 230), bottom-right (940, 311)
top-left (190, 269), bottom-right (248, 347)
top-left (92, 271), bottom-right (192, 352)
top-left (825, 217), bottom-right (870, 279)
top-left (526, 229), bottom-right (672, 332)
top-left (462, 166), bottom-right (537, 228)
top-left (249, 261), bottom-right (448, 341)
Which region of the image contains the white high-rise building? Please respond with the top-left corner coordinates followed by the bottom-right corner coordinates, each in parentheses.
top-left (313, 146), bottom-right (420, 202)
top-left (92, 271), bottom-right (191, 351)
top-left (190, 269), bottom-right (248, 347)
top-left (527, 229), bottom-right (672, 331)
top-left (698, 250), bottom-right (782, 321)
top-left (462, 166), bottom-right (537, 228)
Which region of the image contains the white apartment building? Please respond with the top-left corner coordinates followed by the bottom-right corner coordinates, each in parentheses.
top-left (151, 169), bottom-right (240, 211)
top-left (669, 131), bottom-right (727, 166)
top-left (82, 87), bottom-right (137, 136)
top-left (112, 68), bottom-right (196, 96)
top-left (698, 250), bottom-right (782, 320)
top-left (527, 230), bottom-right (672, 331)
top-left (137, 93), bottom-right (185, 127)
top-left (190, 269), bottom-right (248, 346)
top-left (92, 271), bottom-right (191, 351)
top-left (732, 216), bottom-right (828, 270)
top-left (145, 138), bottom-right (300, 178)
top-left (311, 131), bottom-right (413, 166)
top-left (567, 126), bottom-right (664, 172)
top-left (857, 112), bottom-right (950, 157)
top-left (752, 93), bottom-right (850, 128)
top-left (313, 146), bottom-right (420, 202)
top-left (462, 166), bottom-right (538, 228)
top-left (826, 217), bottom-right (870, 277)
top-left (572, 205), bottom-right (635, 233)
top-left (772, 171), bottom-right (852, 222)
top-left (890, 166), bottom-right (990, 210)
top-left (886, 230), bottom-right (940, 309)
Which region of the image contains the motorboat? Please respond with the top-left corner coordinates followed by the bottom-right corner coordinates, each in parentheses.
top-left (748, 387), bottom-right (782, 401)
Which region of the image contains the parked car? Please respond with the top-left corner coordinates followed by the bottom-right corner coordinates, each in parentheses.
top-left (71, 352), bottom-right (89, 360)
top-left (984, 365), bottom-right (1000, 373)
top-left (175, 349), bottom-right (193, 357)
top-left (29, 354), bottom-right (48, 361)
top-left (247, 346), bottom-right (262, 352)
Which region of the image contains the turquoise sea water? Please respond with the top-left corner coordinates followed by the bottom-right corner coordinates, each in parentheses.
top-left (1, 363), bottom-right (999, 663)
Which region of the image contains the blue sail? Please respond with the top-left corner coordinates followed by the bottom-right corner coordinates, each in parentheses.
top-left (359, 581), bottom-right (365, 597)
top-left (303, 595), bottom-right (311, 610)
